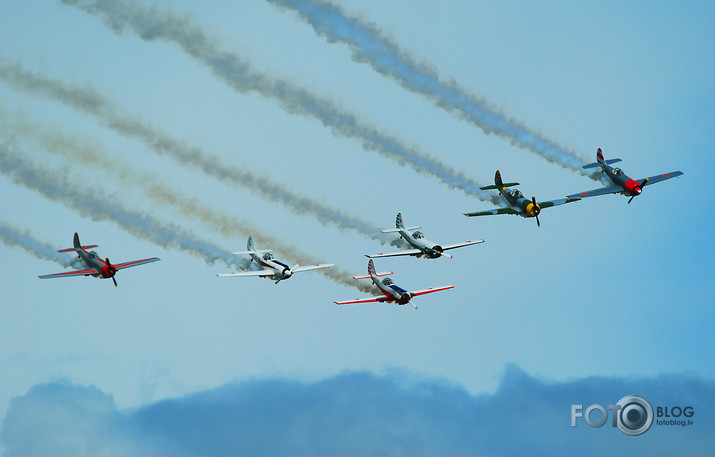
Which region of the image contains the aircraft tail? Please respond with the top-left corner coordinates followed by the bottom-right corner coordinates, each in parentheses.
top-left (583, 148), bottom-right (622, 169)
top-left (381, 212), bottom-right (420, 233)
top-left (480, 170), bottom-right (519, 190)
top-left (58, 232), bottom-right (98, 253)
top-left (247, 235), bottom-right (255, 252)
top-left (353, 259), bottom-right (393, 279)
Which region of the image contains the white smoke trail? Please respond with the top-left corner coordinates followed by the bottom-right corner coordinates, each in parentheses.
top-left (0, 140), bottom-right (372, 292)
top-left (59, 0), bottom-right (504, 204)
top-left (0, 62), bottom-right (394, 243)
top-left (269, 0), bottom-right (604, 183)
top-left (0, 223), bottom-right (82, 268)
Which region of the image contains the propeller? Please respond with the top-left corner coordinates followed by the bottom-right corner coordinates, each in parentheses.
top-left (628, 178), bottom-right (649, 204)
top-left (532, 196), bottom-right (541, 227)
top-left (106, 257), bottom-right (118, 287)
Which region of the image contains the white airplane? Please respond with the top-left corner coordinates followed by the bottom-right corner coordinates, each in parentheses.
top-left (367, 213), bottom-right (484, 259)
top-left (217, 235), bottom-right (334, 283)
top-left (334, 259), bottom-right (453, 309)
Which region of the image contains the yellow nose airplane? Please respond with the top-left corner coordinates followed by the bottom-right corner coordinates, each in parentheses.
top-left (464, 170), bottom-right (581, 227)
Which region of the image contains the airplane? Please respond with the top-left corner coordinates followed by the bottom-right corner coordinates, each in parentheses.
top-left (367, 213), bottom-right (483, 259)
top-left (334, 259), bottom-right (453, 309)
top-left (464, 170), bottom-right (581, 226)
top-left (217, 235), bottom-right (334, 283)
top-left (38, 232), bottom-right (160, 286)
top-left (567, 148), bottom-right (683, 203)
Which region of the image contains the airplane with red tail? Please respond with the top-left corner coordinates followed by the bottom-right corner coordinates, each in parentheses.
top-left (38, 232), bottom-right (160, 286)
top-left (567, 148), bottom-right (683, 204)
top-left (464, 170), bottom-right (581, 227)
top-left (334, 259), bottom-right (453, 309)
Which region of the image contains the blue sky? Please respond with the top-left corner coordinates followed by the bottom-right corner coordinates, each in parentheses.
top-left (0, 0), bottom-right (712, 455)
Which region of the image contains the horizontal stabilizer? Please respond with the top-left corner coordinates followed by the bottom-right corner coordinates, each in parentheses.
top-left (583, 158), bottom-right (621, 169)
top-left (381, 225), bottom-right (420, 233)
top-left (353, 271), bottom-right (393, 280)
top-left (232, 249), bottom-right (272, 255)
top-left (58, 244), bottom-right (98, 253)
top-left (480, 182), bottom-right (519, 190)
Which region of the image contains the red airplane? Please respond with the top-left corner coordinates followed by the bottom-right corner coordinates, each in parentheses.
top-left (334, 259), bottom-right (453, 309)
top-left (567, 148), bottom-right (683, 204)
top-left (38, 233), bottom-right (160, 286)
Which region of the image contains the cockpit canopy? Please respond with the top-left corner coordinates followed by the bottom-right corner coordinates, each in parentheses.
top-left (412, 231), bottom-right (424, 239)
top-left (612, 167), bottom-right (624, 176)
top-left (382, 277), bottom-right (394, 286)
top-left (509, 189), bottom-right (523, 199)
top-left (262, 253), bottom-right (274, 261)
top-left (87, 251), bottom-right (98, 260)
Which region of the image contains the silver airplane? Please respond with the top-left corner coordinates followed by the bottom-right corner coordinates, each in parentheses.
top-left (367, 213), bottom-right (484, 259)
top-left (217, 235), bottom-right (334, 283)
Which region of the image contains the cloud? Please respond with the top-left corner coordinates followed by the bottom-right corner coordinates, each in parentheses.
top-left (2, 366), bottom-right (712, 457)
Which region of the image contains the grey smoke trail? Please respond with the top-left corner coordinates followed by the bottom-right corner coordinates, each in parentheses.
top-left (60, 0), bottom-right (503, 205)
top-left (0, 223), bottom-right (82, 268)
top-left (0, 62), bottom-right (393, 244)
top-left (0, 141), bottom-right (372, 292)
top-left (269, 0), bottom-right (603, 183)
top-left (0, 142), bottom-right (247, 269)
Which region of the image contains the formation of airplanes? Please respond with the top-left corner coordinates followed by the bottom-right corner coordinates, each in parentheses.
top-left (36, 150), bottom-right (682, 307)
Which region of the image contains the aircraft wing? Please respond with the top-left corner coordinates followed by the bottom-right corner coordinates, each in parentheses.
top-left (537, 197), bottom-right (582, 208)
top-left (113, 257), bottom-right (161, 270)
top-left (440, 240), bottom-right (484, 251)
top-left (335, 295), bottom-right (389, 305)
top-left (640, 171), bottom-right (684, 187)
top-left (292, 263), bottom-right (335, 273)
top-left (217, 269), bottom-right (275, 278)
top-left (567, 186), bottom-right (624, 199)
top-left (408, 285), bottom-right (454, 297)
top-left (464, 207), bottom-right (521, 217)
top-left (366, 248), bottom-right (424, 258)
top-left (38, 268), bottom-right (97, 279)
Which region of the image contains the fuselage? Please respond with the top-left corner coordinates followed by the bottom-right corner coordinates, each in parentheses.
top-left (398, 229), bottom-right (443, 258)
top-left (250, 251), bottom-right (293, 281)
top-left (77, 249), bottom-right (115, 279)
top-left (499, 187), bottom-right (540, 218)
top-left (373, 276), bottom-right (411, 305)
top-left (600, 163), bottom-right (643, 197)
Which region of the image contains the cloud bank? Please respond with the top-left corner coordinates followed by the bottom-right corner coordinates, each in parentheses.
top-left (2, 365), bottom-right (712, 457)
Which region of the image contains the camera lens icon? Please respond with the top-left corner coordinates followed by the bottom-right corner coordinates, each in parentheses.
top-left (615, 395), bottom-right (653, 436)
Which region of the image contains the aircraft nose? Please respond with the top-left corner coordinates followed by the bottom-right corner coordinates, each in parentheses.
top-left (634, 187), bottom-right (642, 195)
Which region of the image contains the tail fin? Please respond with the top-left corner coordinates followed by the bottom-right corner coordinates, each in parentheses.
top-left (58, 232), bottom-right (98, 253)
top-left (480, 170), bottom-right (519, 190)
top-left (353, 259), bottom-right (393, 279)
top-left (247, 235), bottom-right (255, 252)
top-left (583, 148), bottom-right (622, 169)
top-left (381, 213), bottom-right (420, 233)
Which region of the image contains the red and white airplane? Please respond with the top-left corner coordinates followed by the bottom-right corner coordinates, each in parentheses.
top-left (38, 232), bottom-right (160, 286)
top-left (217, 235), bottom-right (334, 283)
top-left (567, 148), bottom-right (683, 204)
top-left (334, 259), bottom-right (453, 309)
